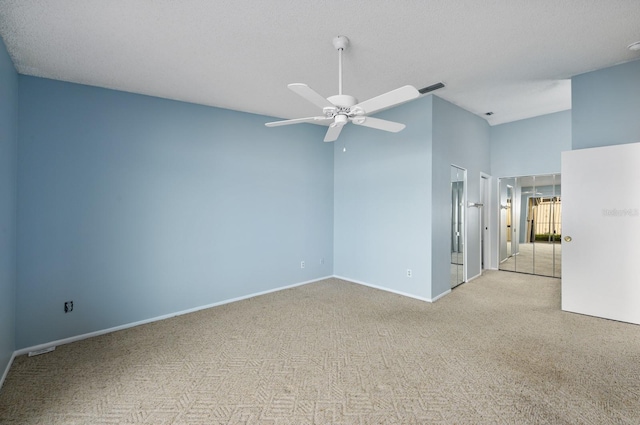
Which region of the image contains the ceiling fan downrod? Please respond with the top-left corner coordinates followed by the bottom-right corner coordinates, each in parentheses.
top-left (333, 36), bottom-right (349, 96)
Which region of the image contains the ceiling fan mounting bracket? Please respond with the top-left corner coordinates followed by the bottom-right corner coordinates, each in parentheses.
top-left (332, 35), bottom-right (349, 51)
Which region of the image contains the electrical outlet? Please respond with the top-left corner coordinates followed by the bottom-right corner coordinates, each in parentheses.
top-left (406, 269), bottom-right (412, 278)
top-left (301, 261), bottom-right (305, 269)
top-left (64, 301), bottom-right (74, 313)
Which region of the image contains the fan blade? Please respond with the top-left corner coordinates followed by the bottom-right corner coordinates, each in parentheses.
top-left (324, 124), bottom-right (344, 142)
top-left (353, 85), bottom-right (420, 115)
top-left (351, 116), bottom-right (406, 133)
top-left (265, 116), bottom-right (331, 127)
top-left (288, 83), bottom-right (335, 110)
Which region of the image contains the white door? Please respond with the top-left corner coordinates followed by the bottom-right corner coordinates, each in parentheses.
top-left (561, 142), bottom-right (640, 325)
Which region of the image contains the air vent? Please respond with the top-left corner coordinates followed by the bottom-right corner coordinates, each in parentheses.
top-left (628, 41), bottom-right (640, 51)
top-left (28, 346), bottom-right (56, 357)
top-left (418, 82), bottom-right (445, 94)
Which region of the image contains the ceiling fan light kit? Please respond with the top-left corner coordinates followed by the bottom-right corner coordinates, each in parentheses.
top-left (265, 36), bottom-right (425, 142)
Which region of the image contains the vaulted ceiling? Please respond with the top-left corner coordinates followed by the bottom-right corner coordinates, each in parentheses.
top-left (1, 1), bottom-right (639, 126)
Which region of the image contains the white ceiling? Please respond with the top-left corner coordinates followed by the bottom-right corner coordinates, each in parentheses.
top-left (1, 1), bottom-right (639, 126)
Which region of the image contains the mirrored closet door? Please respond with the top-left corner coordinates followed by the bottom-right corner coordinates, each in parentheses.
top-left (451, 166), bottom-right (466, 288)
top-left (498, 174), bottom-right (561, 278)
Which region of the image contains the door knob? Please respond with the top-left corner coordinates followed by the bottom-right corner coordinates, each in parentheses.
top-left (564, 236), bottom-right (572, 242)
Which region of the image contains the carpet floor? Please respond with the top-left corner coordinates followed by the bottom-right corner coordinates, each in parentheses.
top-left (1, 271), bottom-right (639, 424)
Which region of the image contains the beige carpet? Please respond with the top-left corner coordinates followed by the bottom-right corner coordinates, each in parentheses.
top-left (1, 272), bottom-right (639, 424)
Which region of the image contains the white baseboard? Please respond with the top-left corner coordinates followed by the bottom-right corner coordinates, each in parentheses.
top-left (15, 275), bottom-right (332, 357)
top-left (333, 275), bottom-right (445, 302)
top-left (0, 352), bottom-right (16, 390)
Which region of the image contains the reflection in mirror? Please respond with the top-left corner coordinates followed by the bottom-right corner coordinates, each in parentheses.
top-left (499, 179), bottom-right (516, 271)
top-left (552, 175), bottom-right (562, 277)
top-left (499, 174), bottom-right (561, 278)
top-left (450, 166), bottom-right (465, 288)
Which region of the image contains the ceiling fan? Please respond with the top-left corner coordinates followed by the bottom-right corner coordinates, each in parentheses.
top-left (265, 36), bottom-right (422, 142)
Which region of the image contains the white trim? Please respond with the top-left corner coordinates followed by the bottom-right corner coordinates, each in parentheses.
top-left (480, 172), bottom-right (492, 272)
top-left (15, 276), bottom-right (331, 357)
top-left (463, 168), bottom-right (468, 282)
top-left (333, 275), bottom-right (441, 302)
top-left (0, 352), bottom-right (16, 390)
top-left (494, 177), bottom-right (503, 268)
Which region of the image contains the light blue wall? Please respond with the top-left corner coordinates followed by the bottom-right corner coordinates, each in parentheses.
top-left (0, 37), bottom-right (18, 375)
top-left (572, 58), bottom-right (640, 150)
top-left (491, 110), bottom-right (571, 178)
top-left (333, 97), bottom-right (433, 299)
top-left (16, 76), bottom-right (334, 349)
top-left (333, 95), bottom-right (490, 301)
top-left (432, 97), bottom-right (491, 297)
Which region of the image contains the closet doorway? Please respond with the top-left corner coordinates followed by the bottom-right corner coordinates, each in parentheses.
top-left (498, 174), bottom-right (561, 278)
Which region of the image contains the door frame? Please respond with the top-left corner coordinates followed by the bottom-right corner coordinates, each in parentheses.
top-left (480, 172), bottom-right (491, 272)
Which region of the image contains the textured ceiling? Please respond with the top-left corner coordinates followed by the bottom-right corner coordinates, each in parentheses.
top-left (1, 0), bottom-right (639, 126)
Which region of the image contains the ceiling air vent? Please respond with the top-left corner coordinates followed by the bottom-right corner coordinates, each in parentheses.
top-left (418, 82), bottom-right (445, 94)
